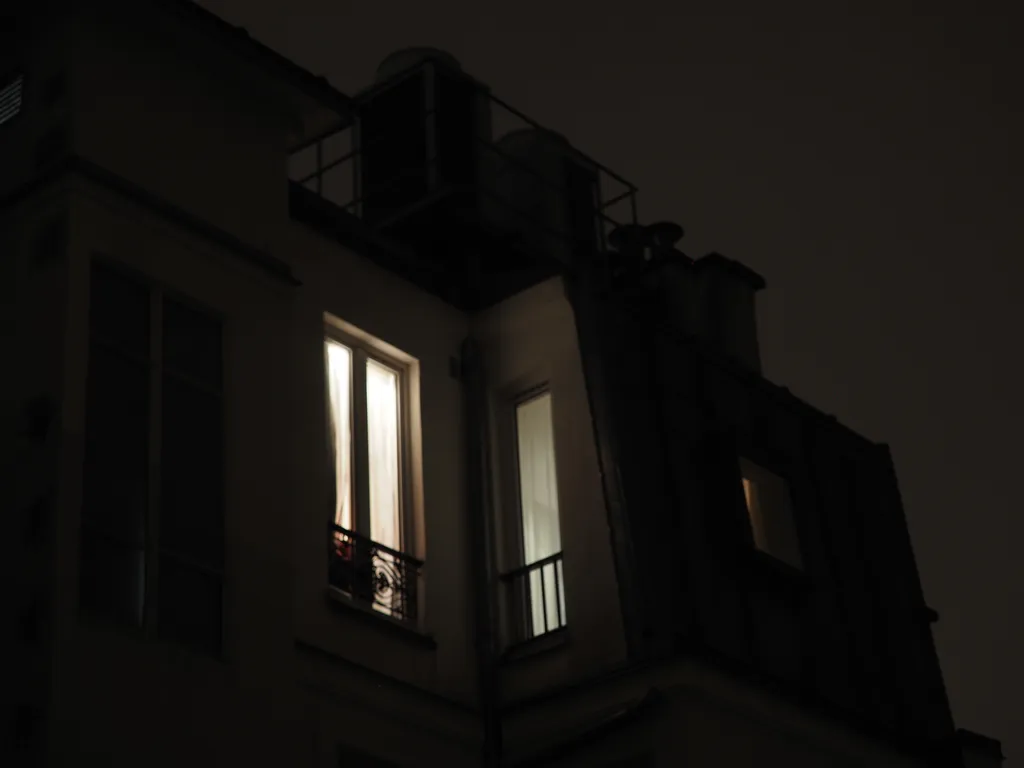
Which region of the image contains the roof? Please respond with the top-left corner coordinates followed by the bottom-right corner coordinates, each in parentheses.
top-left (156, 0), bottom-right (353, 122)
top-left (958, 729), bottom-right (1005, 761)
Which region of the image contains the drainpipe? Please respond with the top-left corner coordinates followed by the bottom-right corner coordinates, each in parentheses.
top-left (461, 335), bottom-right (503, 766)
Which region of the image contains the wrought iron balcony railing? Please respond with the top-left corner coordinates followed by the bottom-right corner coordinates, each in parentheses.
top-left (500, 551), bottom-right (566, 646)
top-left (327, 523), bottom-right (422, 624)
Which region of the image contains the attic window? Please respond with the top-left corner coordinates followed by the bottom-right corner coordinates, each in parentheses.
top-left (739, 457), bottom-right (802, 569)
top-left (0, 74), bottom-right (24, 126)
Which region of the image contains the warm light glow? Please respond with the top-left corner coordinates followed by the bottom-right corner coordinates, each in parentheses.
top-left (740, 459), bottom-right (802, 569)
top-left (326, 340), bottom-right (353, 530)
top-left (742, 476), bottom-right (769, 552)
top-left (516, 392), bottom-right (566, 636)
top-left (366, 358), bottom-right (401, 554)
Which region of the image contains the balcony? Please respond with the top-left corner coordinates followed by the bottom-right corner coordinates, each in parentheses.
top-left (287, 57), bottom-right (639, 309)
top-left (327, 524), bottom-right (422, 625)
top-left (500, 552), bottom-right (567, 648)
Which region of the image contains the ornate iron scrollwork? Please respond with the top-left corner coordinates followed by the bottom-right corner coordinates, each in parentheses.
top-left (328, 524), bottom-right (421, 623)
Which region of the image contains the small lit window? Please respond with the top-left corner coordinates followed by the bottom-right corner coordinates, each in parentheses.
top-left (499, 389), bottom-right (567, 645)
top-left (740, 458), bottom-right (802, 569)
top-left (0, 74), bottom-right (24, 126)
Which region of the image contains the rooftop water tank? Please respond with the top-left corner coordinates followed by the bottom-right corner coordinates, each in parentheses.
top-left (484, 128), bottom-right (601, 266)
top-left (359, 47), bottom-right (491, 226)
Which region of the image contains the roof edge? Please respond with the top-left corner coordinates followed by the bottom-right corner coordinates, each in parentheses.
top-left (156, 0), bottom-right (353, 119)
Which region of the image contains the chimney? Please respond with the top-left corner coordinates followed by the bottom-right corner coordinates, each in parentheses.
top-left (691, 252), bottom-right (765, 373)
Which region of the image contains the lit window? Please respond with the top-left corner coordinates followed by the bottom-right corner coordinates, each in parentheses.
top-left (739, 458), bottom-right (802, 569)
top-left (324, 325), bottom-right (418, 621)
top-left (505, 390), bottom-right (566, 641)
top-left (0, 74), bottom-right (24, 126)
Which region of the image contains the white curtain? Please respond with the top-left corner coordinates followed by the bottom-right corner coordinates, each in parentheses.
top-left (366, 359), bottom-right (401, 553)
top-left (326, 341), bottom-right (353, 530)
top-left (516, 392), bottom-right (566, 636)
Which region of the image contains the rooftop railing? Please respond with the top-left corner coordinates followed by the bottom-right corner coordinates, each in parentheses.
top-left (288, 60), bottom-right (639, 269)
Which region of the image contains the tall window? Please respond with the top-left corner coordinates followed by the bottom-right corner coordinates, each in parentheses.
top-left (740, 457), bottom-right (802, 569)
top-left (325, 327), bottom-right (414, 619)
top-left (325, 338), bottom-right (403, 551)
top-left (79, 261), bottom-right (224, 655)
top-left (513, 391), bottom-right (566, 638)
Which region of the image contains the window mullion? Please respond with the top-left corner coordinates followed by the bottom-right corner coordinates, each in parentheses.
top-left (145, 290), bottom-right (163, 634)
top-left (353, 348), bottom-right (371, 535)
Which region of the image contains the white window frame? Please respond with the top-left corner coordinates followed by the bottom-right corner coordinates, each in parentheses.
top-left (495, 383), bottom-right (568, 644)
top-left (323, 317), bottom-right (417, 555)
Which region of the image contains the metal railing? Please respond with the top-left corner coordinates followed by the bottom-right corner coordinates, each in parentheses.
top-left (327, 523), bottom-right (422, 624)
top-left (500, 551), bottom-right (566, 645)
top-left (287, 61), bottom-right (639, 267)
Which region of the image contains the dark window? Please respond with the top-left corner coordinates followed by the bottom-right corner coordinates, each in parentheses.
top-left (163, 297), bottom-right (223, 387)
top-left (80, 261), bottom-right (224, 655)
top-left (157, 553), bottom-right (223, 655)
top-left (0, 73), bottom-right (23, 127)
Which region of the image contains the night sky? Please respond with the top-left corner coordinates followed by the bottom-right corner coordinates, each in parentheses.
top-left (196, 0), bottom-right (1021, 761)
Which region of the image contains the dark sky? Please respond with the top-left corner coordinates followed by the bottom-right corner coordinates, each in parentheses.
top-left (196, 0), bottom-right (1022, 761)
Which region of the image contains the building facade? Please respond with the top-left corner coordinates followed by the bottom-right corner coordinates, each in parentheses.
top-left (3, 1), bottom-right (1004, 766)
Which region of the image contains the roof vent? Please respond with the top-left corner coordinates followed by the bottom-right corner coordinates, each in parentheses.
top-left (0, 73), bottom-right (24, 126)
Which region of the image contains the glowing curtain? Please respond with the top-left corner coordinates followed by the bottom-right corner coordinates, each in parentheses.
top-left (326, 341), bottom-right (353, 530)
top-left (366, 359), bottom-right (401, 554)
top-left (516, 392), bottom-right (565, 636)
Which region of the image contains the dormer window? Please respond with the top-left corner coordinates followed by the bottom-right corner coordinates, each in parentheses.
top-left (739, 457), bottom-right (802, 569)
top-left (0, 73), bottom-right (24, 126)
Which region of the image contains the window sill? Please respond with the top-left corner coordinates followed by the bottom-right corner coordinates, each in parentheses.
top-left (77, 610), bottom-right (229, 668)
top-left (324, 587), bottom-right (437, 650)
top-left (500, 626), bottom-right (569, 665)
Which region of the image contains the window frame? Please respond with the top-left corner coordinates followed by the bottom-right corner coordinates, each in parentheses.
top-left (80, 257), bottom-right (227, 655)
top-left (737, 454), bottom-right (803, 571)
top-left (323, 323), bottom-right (415, 555)
top-left (495, 381), bottom-right (561, 573)
top-left (495, 382), bottom-right (568, 644)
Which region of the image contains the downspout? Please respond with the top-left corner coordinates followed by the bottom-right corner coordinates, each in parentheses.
top-left (461, 335), bottom-right (503, 766)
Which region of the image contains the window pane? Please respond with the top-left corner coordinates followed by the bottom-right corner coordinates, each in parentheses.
top-left (515, 392), bottom-right (564, 637)
top-left (742, 477), bottom-right (769, 551)
top-left (82, 343), bottom-right (148, 544)
top-left (740, 458), bottom-right (802, 569)
top-left (526, 558), bottom-right (565, 637)
top-left (79, 531), bottom-right (145, 627)
top-left (516, 392), bottom-right (561, 563)
top-left (161, 376), bottom-right (224, 568)
top-left (366, 359), bottom-right (401, 552)
top-left (157, 554), bottom-right (222, 656)
top-left (326, 341), bottom-right (354, 531)
top-left (162, 297), bottom-right (222, 388)
top-left (88, 262), bottom-right (150, 354)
